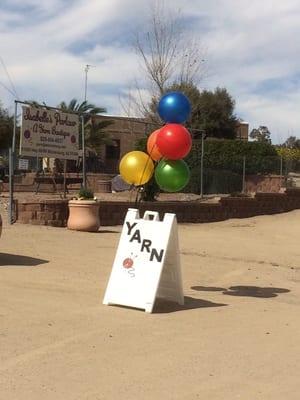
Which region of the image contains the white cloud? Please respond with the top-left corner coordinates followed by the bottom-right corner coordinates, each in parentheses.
top-left (0, 0), bottom-right (299, 143)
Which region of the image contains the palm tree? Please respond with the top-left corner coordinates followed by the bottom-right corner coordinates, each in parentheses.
top-left (58, 99), bottom-right (106, 117)
top-left (57, 99), bottom-right (113, 154)
top-left (84, 116), bottom-right (113, 154)
top-left (56, 99), bottom-right (115, 176)
top-left (58, 99), bottom-right (113, 148)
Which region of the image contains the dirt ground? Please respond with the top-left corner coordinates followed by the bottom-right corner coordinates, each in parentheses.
top-left (0, 207), bottom-right (300, 400)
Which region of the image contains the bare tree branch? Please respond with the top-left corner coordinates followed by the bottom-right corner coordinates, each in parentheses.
top-left (125, 1), bottom-right (207, 119)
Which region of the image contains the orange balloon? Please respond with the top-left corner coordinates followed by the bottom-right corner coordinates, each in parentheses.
top-left (147, 129), bottom-right (162, 161)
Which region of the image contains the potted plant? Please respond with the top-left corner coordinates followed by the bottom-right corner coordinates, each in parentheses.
top-left (67, 188), bottom-right (100, 232)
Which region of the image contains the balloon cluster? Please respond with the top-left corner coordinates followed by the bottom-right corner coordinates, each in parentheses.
top-left (119, 92), bottom-right (192, 192)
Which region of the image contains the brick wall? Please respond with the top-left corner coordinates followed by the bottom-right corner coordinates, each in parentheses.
top-left (17, 199), bottom-right (69, 226)
top-left (16, 189), bottom-right (300, 227)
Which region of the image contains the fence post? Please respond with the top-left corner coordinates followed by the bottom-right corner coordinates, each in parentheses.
top-left (242, 156), bottom-right (246, 193)
top-left (200, 132), bottom-right (204, 198)
top-left (8, 148), bottom-right (14, 224)
top-left (280, 155), bottom-right (283, 188)
top-left (8, 101), bottom-right (18, 225)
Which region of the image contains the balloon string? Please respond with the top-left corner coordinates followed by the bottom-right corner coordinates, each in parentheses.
top-left (134, 142), bottom-right (157, 208)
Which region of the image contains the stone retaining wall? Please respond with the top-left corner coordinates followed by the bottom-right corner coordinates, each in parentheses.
top-left (16, 189), bottom-right (300, 227)
top-left (17, 199), bottom-right (69, 227)
top-left (245, 174), bottom-right (283, 193)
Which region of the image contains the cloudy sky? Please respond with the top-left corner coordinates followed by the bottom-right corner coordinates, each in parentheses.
top-left (0, 0), bottom-right (299, 143)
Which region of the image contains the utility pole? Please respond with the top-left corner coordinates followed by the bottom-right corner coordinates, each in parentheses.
top-left (84, 64), bottom-right (89, 102)
top-left (84, 64), bottom-right (93, 102)
top-left (82, 64), bottom-right (94, 188)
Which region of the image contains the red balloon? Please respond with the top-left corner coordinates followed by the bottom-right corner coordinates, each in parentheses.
top-left (156, 124), bottom-right (192, 160)
top-left (147, 129), bottom-right (162, 161)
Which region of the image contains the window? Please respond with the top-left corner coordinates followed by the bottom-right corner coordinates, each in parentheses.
top-left (106, 140), bottom-right (120, 159)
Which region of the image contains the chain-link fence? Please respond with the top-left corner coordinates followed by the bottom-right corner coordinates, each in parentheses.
top-left (184, 141), bottom-right (300, 195)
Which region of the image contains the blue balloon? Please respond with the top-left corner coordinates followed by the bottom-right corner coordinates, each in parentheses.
top-left (157, 92), bottom-right (191, 123)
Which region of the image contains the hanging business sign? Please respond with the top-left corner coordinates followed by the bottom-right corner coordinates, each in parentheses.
top-left (103, 208), bottom-right (184, 313)
top-left (20, 106), bottom-right (80, 160)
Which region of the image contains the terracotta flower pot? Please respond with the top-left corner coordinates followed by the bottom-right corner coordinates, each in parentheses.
top-left (67, 200), bottom-right (100, 232)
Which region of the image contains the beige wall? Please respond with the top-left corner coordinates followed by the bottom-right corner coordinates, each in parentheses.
top-left (95, 115), bottom-right (249, 172)
top-left (95, 115), bottom-right (159, 172)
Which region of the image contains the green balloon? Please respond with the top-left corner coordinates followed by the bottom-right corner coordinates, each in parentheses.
top-left (155, 159), bottom-right (190, 192)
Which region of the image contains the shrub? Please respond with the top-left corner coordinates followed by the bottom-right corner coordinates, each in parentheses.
top-left (186, 139), bottom-right (280, 175)
top-left (134, 136), bottom-right (160, 201)
top-left (77, 187), bottom-right (94, 200)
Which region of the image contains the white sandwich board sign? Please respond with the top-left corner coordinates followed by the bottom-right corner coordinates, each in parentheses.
top-left (20, 106), bottom-right (79, 160)
top-left (103, 208), bottom-right (184, 313)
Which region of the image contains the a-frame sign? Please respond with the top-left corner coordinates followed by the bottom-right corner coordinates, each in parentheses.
top-left (103, 208), bottom-right (184, 313)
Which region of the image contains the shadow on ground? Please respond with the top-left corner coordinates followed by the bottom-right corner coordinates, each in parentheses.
top-left (153, 296), bottom-right (227, 313)
top-left (0, 253), bottom-right (49, 267)
top-left (191, 286), bottom-right (225, 292)
top-left (98, 230), bottom-right (120, 234)
top-left (75, 229), bottom-right (120, 234)
top-left (191, 285), bottom-right (290, 298)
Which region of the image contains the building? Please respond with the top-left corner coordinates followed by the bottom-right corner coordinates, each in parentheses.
top-left (95, 115), bottom-right (249, 173)
top-left (95, 115), bottom-right (159, 173)
top-left (236, 120), bottom-right (249, 141)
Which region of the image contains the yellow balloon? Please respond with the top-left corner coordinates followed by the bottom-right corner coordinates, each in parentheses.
top-left (119, 151), bottom-right (154, 185)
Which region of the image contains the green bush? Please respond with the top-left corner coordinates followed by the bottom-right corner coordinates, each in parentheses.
top-left (134, 136), bottom-right (160, 201)
top-left (186, 139), bottom-right (280, 175)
